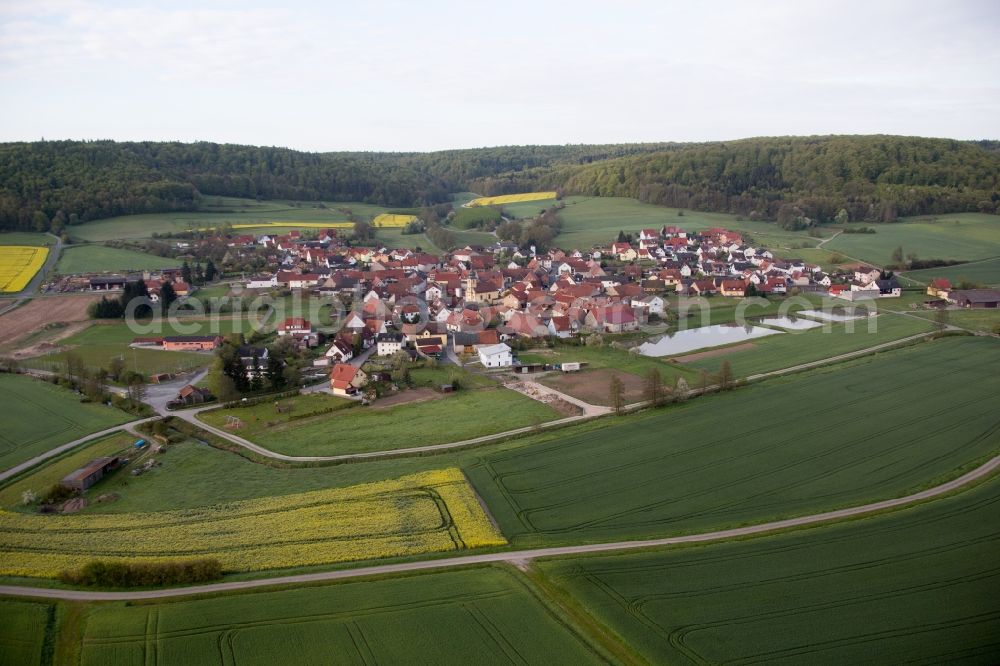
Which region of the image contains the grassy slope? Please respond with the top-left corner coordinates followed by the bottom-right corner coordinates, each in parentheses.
top-left (539, 473), bottom-right (1000, 665)
top-left (0, 374), bottom-right (131, 472)
top-left (467, 337), bottom-right (1000, 547)
top-left (74, 567), bottom-right (607, 666)
top-left (825, 214), bottom-right (1000, 266)
top-left (0, 232), bottom-right (56, 246)
top-left (54, 245), bottom-right (180, 274)
top-left (553, 196), bottom-right (825, 250)
top-left (67, 198), bottom-right (388, 242)
top-left (902, 256), bottom-right (1000, 287)
top-left (199, 387), bottom-right (561, 457)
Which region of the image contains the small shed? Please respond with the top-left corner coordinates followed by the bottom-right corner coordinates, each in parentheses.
top-left (61, 456), bottom-right (120, 492)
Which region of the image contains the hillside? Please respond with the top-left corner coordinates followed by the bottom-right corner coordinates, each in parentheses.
top-left (483, 136), bottom-right (1000, 226)
top-left (0, 136), bottom-right (997, 232)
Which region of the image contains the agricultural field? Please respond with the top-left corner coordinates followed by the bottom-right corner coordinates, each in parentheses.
top-left (468, 337), bottom-right (1000, 547)
top-left (825, 213), bottom-right (1000, 266)
top-left (66, 198), bottom-right (390, 242)
top-left (0, 599), bottom-right (51, 666)
top-left (451, 205), bottom-right (502, 229)
top-left (199, 387), bottom-right (559, 457)
top-left (907, 308), bottom-right (1000, 335)
top-left (372, 213), bottom-right (417, 227)
top-left (55, 244), bottom-right (180, 275)
top-left (0, 373), bottom-right (131, 473)
top-left (902, 256), bottom-right (1000, 287)
top-left (539, 473), bottom-right (1000, 665)
top-left (0, 232), bottom-right (56, 246)
top-left (552, 196), bottom-right (827, 250)
top-left (0, 245), bottom-right (48, 293)
top-left (73, 567), bottom-right (606, 665)
top-left (681, 311), bottom-right (938, 378)
top-left (467, 191), bottom-right (558, 207)
top-left (0, 468), bottom-right (505, 578)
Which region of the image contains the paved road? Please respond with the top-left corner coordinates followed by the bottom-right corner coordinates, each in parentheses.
top-left (4, 452), bottom-right (997, 602)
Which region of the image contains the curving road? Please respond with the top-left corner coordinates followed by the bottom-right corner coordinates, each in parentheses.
top-left (2, 451), bottom-right (997, 601)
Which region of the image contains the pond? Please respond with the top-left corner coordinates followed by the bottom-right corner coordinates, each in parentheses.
top-left (635, 324), bottom-right (783, 357)
top-left (756, 316), bottom-right (824, 330)
top-left (796, 309), bottom-right (866, 322)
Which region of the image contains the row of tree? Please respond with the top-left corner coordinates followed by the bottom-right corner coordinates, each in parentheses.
top-left (3, 136), bottom-right (996, 232)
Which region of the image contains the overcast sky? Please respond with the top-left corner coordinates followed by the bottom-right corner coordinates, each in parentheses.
top-left (1, 0), bottom-right (998, 151)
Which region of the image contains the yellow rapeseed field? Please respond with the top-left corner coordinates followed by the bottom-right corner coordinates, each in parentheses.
top-left (0, 246), bottom-right (49, 293)
top-left (372, 213), bottom-right (417, 227)
top-left (467, 192), bottom-right (558, 207)
top-left (0, 468), bottom-right (506, 578)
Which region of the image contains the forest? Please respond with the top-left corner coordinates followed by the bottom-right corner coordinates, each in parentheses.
top-left (0, 136), bottom-right (997, 232)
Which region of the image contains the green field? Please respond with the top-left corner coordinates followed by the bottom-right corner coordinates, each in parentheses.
top-left (826, 214), bottom-right (1000, 266)
top-left (0, 232), bottom-right (56, 247)
top-left (55, 244), bottom-right (180, 274)
top-left (907, 308), bottom-right (1000, 335)
top-left (539, 473), bottom-right (1000, 664)
top-left (24, 323), bottom-right (212, 377)
top-left (468, 337), bottom-right (1000, 547)
top-left (67, 198), bottom-right (390, 242)
top-left (518, 343), bottom-right (698, 385)
top-left (200, 387), bottom-right (561, 457)
top-left (500, 197), bottom-right (560, 220)
top-left (73, 567), bottom-right (606, 665)
top-left (683, 311), bottom-right (937, 378)
top-left (0, 599), bottom-right (51, 665)
top-left (0, 373), bottom-right (131, 472)
top-left (552, 196), bottom-right (825, 250)
top-left (902, 256), bottom-right (1000, 287)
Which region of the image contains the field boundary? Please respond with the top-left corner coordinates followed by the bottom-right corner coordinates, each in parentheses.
top-left (1, 451), bottom-right (997, 600)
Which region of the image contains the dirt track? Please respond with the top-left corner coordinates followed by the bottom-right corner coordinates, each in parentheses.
top-left (0, 295), bottom-right (99, 348)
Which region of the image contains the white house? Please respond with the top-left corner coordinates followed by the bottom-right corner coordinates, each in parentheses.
top-left (247, 274), bottom-right (277, 289)
top-left (324, 340), bottom-right (354, 362)
top-left (477, 343), bottom-right (513, 368)
top-left (376, 333), bottom-right (404, 357)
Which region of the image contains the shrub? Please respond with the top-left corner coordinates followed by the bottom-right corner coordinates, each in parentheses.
top-left (43, 483), bottom-right (76, 505)
top-left (59, 558), bottom-right (223, 587)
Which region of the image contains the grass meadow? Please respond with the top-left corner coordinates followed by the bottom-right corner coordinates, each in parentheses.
top-left (199, 387), bottom-right (560, 457)
top-left (0, 232), bottom-right (56, 246)
top-left (539, 472), bottom-right (1000, 664)
top-left (67, 198), bottom-right (392, 242)
top-left (682, 311), bottom-right (938, 378)
top-left (0, 598), bottom-right (51, 665)
top-left (54, 245), bottom-right (180, 274)
top-left (468, 337), bottom-right (1000, 546)
top-left (0, 373), bottom-right (131, 472)
top-left (73, 567), bottom-right (607, 665)
top-left (825, 213), bottom-right (1000, 266)
top-left (902, 256), bottom-right (1000, 286)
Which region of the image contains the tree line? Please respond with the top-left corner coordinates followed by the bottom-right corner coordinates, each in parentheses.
top-left (1, 136), bottom-right (997, 232)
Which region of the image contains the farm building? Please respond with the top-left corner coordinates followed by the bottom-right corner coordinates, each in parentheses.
top-left (949, 289), bottom-right (1000, 308)
top-left (162, 335), bottom-right (223, 351)
top-left (89, 276), bottom-right (130, 291)
top-left (478, 343), bottom-right (513, 368)
top-left (61, 456), bottom-right (120, 492)
top-left (175, 384), bottom-right (211, 405)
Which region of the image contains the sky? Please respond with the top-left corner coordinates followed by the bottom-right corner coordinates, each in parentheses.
top-left (1, 0), bottom-right (998, 152)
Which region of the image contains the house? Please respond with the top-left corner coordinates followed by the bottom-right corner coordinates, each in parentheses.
top-left (237, 345), bottom-right (269, 378)
top-left (854, 266), bottom-right (882, 284)
top-left (478, 342), bottom-right (513, 368)
top-left (875, 276), bottom-right (902, 297)
top-left (277, 317), bottom-right (312, 337)
top-left (61, 456), bottom-right (120, 492)
top-left (162, 335), bottom-right (223, 351)
top-left (329, 363), bottom-right (367, 395)
top-left (927, 278), bottom-right (952, 298)
top-left (586, 304), bottom-right (638, 333)
top-left (719, 279), bottom-right (747, 297)
top-left (547, 315), bottom-right (575, 338)
top-left (324, 339), bottom-right (354, 362)
top-left (376, 332), bottom-right (404, 356)
top-left (949, 289), bottom-right (1000, 309)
